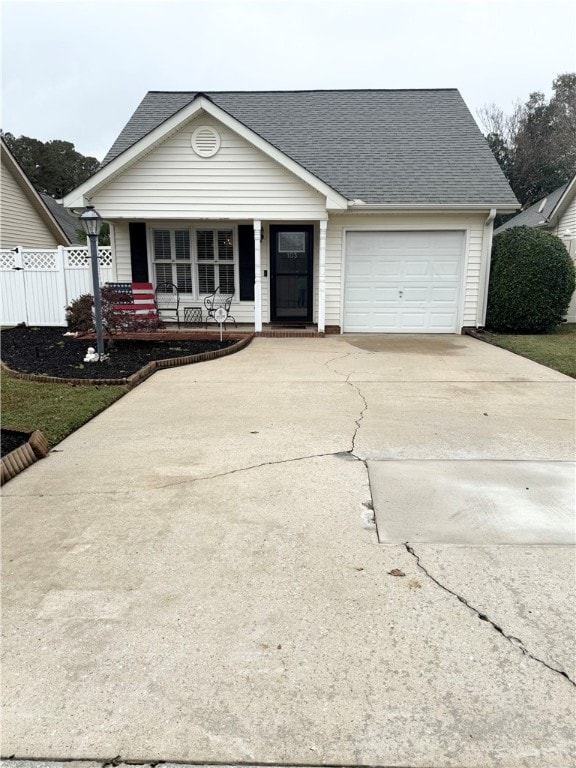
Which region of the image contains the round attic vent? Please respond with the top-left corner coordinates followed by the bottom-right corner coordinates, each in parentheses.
top-left (191, 126), bottom-right (221, 157)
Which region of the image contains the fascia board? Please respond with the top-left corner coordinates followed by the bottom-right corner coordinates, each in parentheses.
top-left (64, 96), bottom-right (348, 211)
top-left (346, 203), bottom-right (520, 213)
top-left (1, 140), bottom-right (70, 243)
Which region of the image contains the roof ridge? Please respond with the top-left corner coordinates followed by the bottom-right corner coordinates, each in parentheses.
top-left (145, 88), bottom-right (461, 95)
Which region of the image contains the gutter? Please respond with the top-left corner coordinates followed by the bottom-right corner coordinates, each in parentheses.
top-left (477, 208), bottom-right (497, 327)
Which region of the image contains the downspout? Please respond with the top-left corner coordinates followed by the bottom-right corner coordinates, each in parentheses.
top-left (477, 208), bottom-right (496, 328)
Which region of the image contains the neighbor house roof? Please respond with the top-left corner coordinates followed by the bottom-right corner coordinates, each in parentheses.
top-left (40, 194), bottom-right (82, 243)
top-left (494, 182), bottom-right (569, 234)
top-left (0, 136), bottom-right (71, 245)
top-left (99, 89), bottom-right (518, 207)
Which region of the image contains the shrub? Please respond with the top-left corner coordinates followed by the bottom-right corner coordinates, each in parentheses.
top-left (486, 226), bottom-right (576, 333)
top-left (65, 288), bottom-right (162, 335)
top-left (66, 293), bottom-right (93, 333)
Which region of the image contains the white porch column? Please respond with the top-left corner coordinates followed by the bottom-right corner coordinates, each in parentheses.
top-left (318, 219), bottom-right (327, 333)
top-left (253, 219), bottom-right (262, 332)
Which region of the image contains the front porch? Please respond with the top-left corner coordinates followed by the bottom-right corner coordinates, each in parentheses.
top-left (111, 219), bottom-right (329, 334)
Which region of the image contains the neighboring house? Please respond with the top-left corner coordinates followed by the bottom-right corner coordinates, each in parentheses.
top-left (494, 175), bottom-right (576, 322)
top-left (0, 136), bottom-right (71, 248)
top-left (40, 193), bottom-right (82, 244)
top-left (494, 174), bottom-right (576, 245)
top-left (63, 90), bottom-right (518, 334)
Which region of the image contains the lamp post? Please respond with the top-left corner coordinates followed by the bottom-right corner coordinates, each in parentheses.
top-left (80, 205), bottom-right (105, 360)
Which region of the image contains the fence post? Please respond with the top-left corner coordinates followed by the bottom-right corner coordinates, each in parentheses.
top-left (55, 246), bottom-right (68, 324)
top-left (14, 247), bottom-right (29, 325)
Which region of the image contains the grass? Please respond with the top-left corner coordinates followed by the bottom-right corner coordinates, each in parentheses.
top-left (1, 377), bottom-right (128, 448)
top-left (482, 323), bottom-right (576, 378)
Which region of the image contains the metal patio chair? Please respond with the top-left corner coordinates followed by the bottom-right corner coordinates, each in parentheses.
top-left (155, 282), bottom-right (180, 327)
top-left (203, 286), bottom-right (237, 328)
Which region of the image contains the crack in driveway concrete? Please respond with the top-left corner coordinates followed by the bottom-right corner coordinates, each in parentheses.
top-left (404, 543), bottom-right (576, 688)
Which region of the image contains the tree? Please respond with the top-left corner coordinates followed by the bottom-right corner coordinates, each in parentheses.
top-left (3, 132), bottom-right (100, 198)
top-left (479, 74), bottom-right (576, 207)
top-left (74, 222), bottom-right (111, 247)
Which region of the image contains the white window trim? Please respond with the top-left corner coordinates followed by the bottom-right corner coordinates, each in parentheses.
top-left (147, 223), bottom-right (239, 299)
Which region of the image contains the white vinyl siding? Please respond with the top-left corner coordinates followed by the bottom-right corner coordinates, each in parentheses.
top-left (324, 212), bottom-right (487, 330)
top-left (91, 114), bottom-right (327, 220)
top-left (0, 155), bottom-right (61, 248)
top-left (555, 196), bottom-right (576, 236)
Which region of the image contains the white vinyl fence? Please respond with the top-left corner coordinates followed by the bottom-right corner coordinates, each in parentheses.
top-left (0, 246), bottom-right (115, 326)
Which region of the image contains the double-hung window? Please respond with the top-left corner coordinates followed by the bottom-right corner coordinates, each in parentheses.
top-left (151, 227), bottom-right (236, 296)
top-left (196, 229), bottom-right (235, 294)
top-left (152, 229), bottom-right (192, 292)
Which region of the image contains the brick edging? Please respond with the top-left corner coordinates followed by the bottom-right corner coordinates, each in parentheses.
top-left (0, 335), bottom-right (254, 388)
top-left (1, 430), bottom-right (49, 486)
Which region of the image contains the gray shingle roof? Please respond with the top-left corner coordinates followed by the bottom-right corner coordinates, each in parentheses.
top-left (101, 89), bottom-right (518, 206)
top-left (494, 183), bottom-right (568, 234)
top-left (41, 194), bottom-right (82, 243)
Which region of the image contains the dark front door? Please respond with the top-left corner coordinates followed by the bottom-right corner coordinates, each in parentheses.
top-left (270, 225), bottom-right (313, 322)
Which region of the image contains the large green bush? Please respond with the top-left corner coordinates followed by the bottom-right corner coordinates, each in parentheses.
top-left (486, 226), bottom-right (575, 333)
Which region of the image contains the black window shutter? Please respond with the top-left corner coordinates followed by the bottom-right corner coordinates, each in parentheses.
top-left (238, 225), bottom-right (255, 301)
top-left (129, 222), bottom-right (149, 282)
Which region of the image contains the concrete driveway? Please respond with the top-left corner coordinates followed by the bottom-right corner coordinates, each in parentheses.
top-left (2, 334), bottom-right (575, 768)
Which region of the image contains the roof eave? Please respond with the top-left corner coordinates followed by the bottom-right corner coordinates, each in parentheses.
top-left (346, 202), bottom-right (520, 213)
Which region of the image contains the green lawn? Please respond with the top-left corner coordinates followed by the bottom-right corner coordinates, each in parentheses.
top-left (482, 324), bottom-right (576, 378)
top-left (1, 377), bottom-right (128, 448)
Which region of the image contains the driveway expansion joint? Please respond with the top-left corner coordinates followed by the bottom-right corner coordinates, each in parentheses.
top-left (404, 543), bottom-right (576, 687)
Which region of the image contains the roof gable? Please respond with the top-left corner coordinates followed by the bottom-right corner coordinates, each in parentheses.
top-left (1, 137), bottom-right (71, 244)
top-left (96, 89), bottom-right (518, 208)
top-left (64, 96), bottom-right (347, 210)
top-left (548, 174), bottom-right (576, 225)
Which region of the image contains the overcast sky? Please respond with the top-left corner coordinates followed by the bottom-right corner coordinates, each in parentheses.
top-left (2, 0), bottom-right (575, 161)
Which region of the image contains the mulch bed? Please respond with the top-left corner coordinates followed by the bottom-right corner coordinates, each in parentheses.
top-left (1, 429), bottom-right (30, 458)
top-left (1, 326), bottom-right (236, 381)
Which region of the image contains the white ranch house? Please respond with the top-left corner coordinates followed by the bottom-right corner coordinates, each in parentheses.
top-left (64, 90), bottom-right (519, 334)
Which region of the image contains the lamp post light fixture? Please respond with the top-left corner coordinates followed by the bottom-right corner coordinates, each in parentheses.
top-left (80, 204), bottom-right (105, 361)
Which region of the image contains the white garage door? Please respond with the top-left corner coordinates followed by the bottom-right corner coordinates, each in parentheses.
top-left (344, 230), bottom-right (465, 333)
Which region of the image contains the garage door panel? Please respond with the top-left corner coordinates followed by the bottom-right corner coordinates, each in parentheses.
top-left (374, 261), bottom-right (402, 278)
top-left (374, 286), bottom-right (401, 302)
top-left (344, 231), bottom-right (464, 333)
top-left (429, 312), bottom-right (458, 329)
top-left (431, 287), bottom-right (459, 303)
top-left (399, 313), bottom-right (427, 328)
top-left (403, 287), bottom-right (429, 303)
top-left (434, 261), bottom-right (460, 276)
top-left (404, 261), bottom-right (430, 276)
top-left (347, 260), bottom-right (373, 277)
